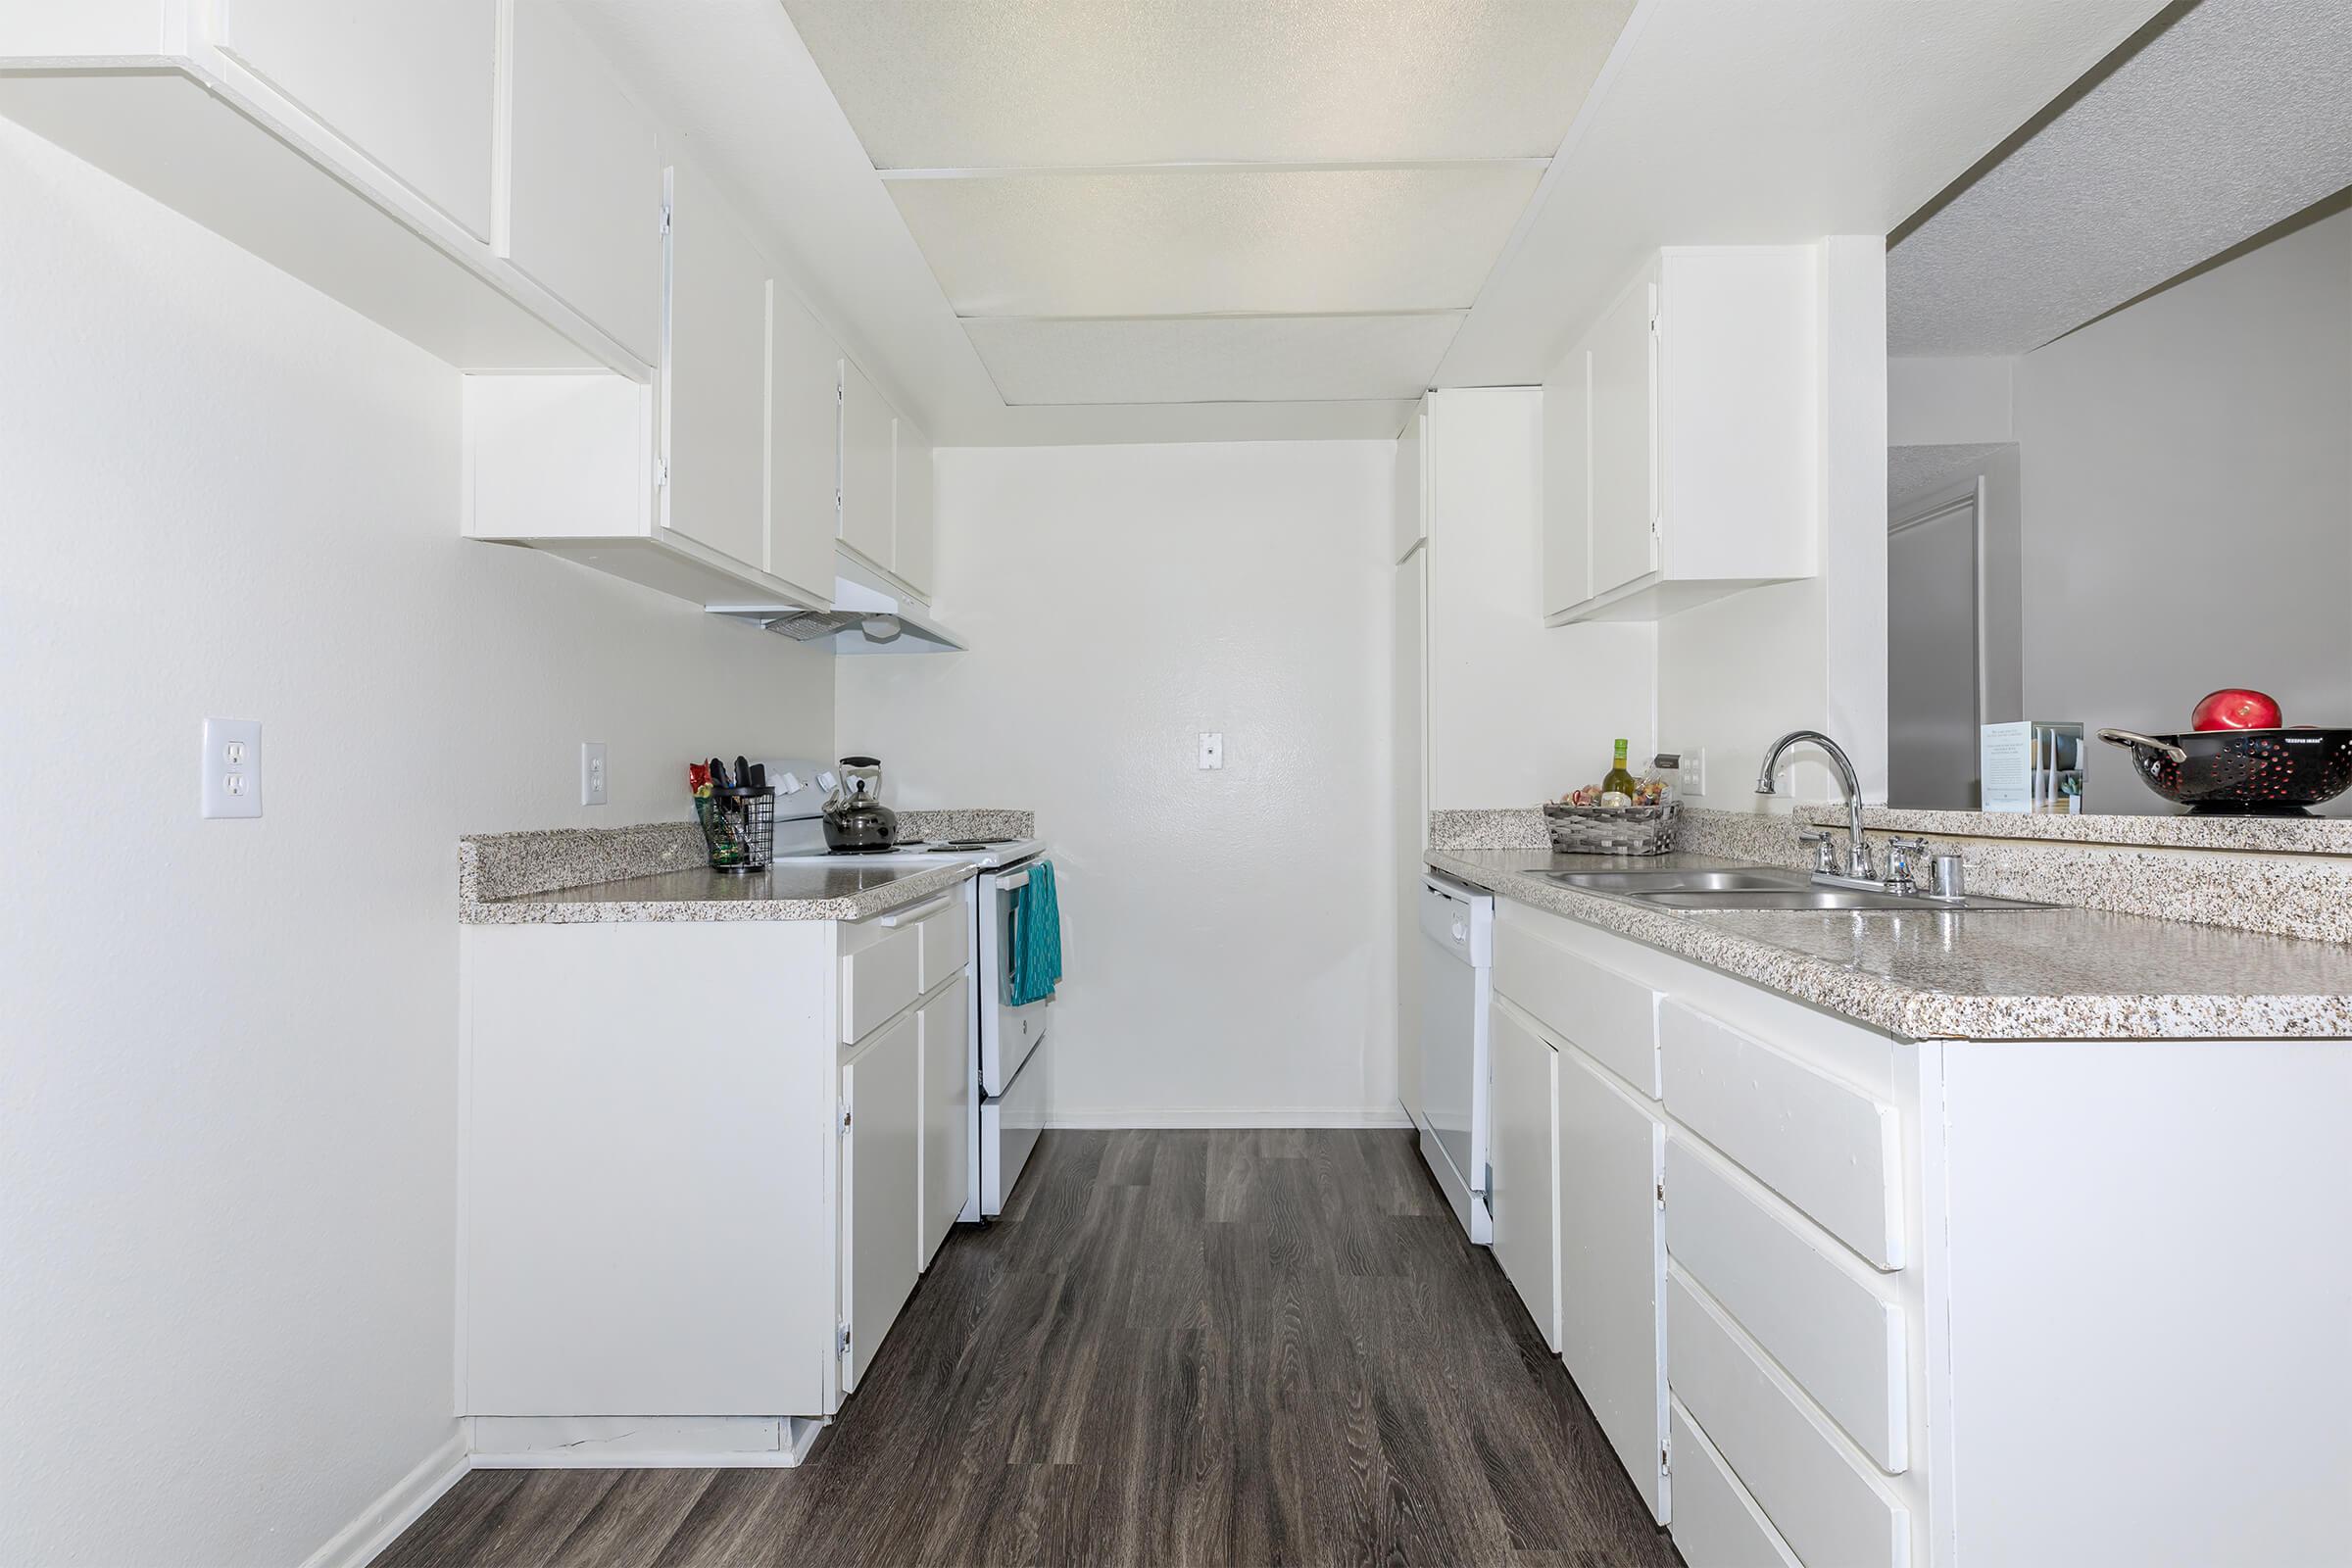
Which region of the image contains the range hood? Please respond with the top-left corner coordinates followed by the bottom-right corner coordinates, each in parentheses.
top-left (707, 555), bottom-right (964, 655)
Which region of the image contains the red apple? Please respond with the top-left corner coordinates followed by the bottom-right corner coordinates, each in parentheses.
top-left (2189, 688), bottom-right (2282, 731)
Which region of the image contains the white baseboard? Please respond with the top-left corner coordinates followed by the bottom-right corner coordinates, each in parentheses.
top-left (469, 1414), bottom-right (824, 1469)
top-left (298, 1426), bottom-right (468, 1568)
top-left (1045, 1105), bottom-right (1414, 1130)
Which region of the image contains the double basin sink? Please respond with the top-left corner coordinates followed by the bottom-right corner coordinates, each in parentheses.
top-left (1544, 865), bottom-right (2053, 913)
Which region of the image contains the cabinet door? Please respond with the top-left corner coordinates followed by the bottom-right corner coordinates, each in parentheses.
top-left (662, 161), bottom-right (768, 573)
top-left (769, 286), bottom-right (844, 602)
top-left (1393, 551), bottom-right (1428, 1125)
top-left (892, 416), bottom-right (935, 597)
top-left (839, 360), bottom-right (895, 569)
top-left (1558, 1043), bottom-right (1669, 1522)
top-left (1588, 270), bottom-right (1658, 597)
top-left (1490, 1003), bottom-right (1559, 1350)
top-left (1541, 345), bottom-right (1592, 615)
top-left (502, 1), bottom-right (662, 362)
top-left (842, 1012), bottom-right (919, 1393)
top-left (918, 972), bottom-right (970, 1267)
top-left (216, 0), bottom-right (497, 239)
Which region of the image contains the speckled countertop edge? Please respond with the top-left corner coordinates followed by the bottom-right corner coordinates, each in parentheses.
top-left (1803, 805), bottom-right (2352, 855)
top-left (465, 859), bottom-right (978, 924)
top-left (1427, 848), bottom-right (2352, 1042)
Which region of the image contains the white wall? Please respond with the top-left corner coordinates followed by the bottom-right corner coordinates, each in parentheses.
top-left (0, 122), bottom-right (834, 1566)
top-left (837, 442), bottom-right (1397, 1127)
top-left (1424, 387), bottom-right (1657, 808)
top-left (1887, 355), bottom-right (2013, 446)
top-left (2015, 207), bottom-right (2352, 813)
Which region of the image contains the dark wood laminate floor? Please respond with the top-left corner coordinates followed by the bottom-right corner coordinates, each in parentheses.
top-left (374, 1129), bottom-right (1681, 1568)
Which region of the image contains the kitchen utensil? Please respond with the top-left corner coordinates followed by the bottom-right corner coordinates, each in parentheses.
top-left (822, 755), bottom-right (900, 852)
top-left (709, 757), bottom-right (730, 789)
top-left (694, 779), bottom-right (776, 871)
top-left (2095, 727), bottom-right (2352, 813)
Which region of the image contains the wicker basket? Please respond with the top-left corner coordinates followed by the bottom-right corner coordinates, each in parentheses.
top-left (1543, 801), bottom-right (1680, 857)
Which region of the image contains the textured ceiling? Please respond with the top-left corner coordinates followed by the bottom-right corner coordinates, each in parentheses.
top-left (1890, 442), bottom-right (2013, 514)
top-left (776, 0), bottom-right (1636, 167)
top-left (1888, 0), bottom-right (2352, 355)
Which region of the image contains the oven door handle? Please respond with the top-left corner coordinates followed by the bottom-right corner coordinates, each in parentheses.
top-left (997, 869), bottom-right (1031, 891)
top-left (875, 893), bottom-right (957, 928)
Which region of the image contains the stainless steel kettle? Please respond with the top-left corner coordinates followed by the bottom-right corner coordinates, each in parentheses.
top-left (822, 756), bottom-right (899, 852)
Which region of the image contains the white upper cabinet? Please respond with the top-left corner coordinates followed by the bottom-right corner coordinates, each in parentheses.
top-left (1544, 246), bottom-right (1819, 623)
top-left (1586, 265), bottom-right (1659, 602)
top-left (839, 359), bottom-right (896, 570)
top-left (500, 1), bottom-right (662, 364)
top-left (214, 0), bottom-right (497, 240)
top-left (662, 160), bottom-right (769, 574)
top-left (769, 286), bottom-right (847, 603)
top-left (892, 415), bottom-right (936, 599)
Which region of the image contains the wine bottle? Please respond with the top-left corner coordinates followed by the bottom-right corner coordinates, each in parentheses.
top-left (1601, 738), bottom-right (1638, 802)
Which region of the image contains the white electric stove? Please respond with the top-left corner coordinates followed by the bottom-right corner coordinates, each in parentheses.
top-left (760, 765), bottom-right (1056, 1221)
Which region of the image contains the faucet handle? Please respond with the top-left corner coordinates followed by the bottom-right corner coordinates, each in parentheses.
top-left (1796, 826), bottom-right (1838, 875)
top-left (1884, 836), bottom-right (1931, 891)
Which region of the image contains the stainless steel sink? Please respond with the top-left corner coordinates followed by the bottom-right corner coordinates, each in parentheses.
top-left (1544, 863), bottom-right (2054, 912)
top-left (1545, 867), bottom-right (1815, 894)
top-left (1637, 887), bottom-right (2054, 912)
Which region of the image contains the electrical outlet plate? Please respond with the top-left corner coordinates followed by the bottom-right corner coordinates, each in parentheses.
top-left (1683, 747), bottom-right (1707, 798)
top-left (201, 718), bottom-right (262, 818)
top-left (581, 741), bottom-right (609, 806)
top-left (1198, 731), bottom-right (1223, 770)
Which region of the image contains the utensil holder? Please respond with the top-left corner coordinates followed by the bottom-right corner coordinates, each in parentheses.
top-left (1542, 801), bottom-right (1680, 856)
top-left (695, 786), bottom-right (776, 872)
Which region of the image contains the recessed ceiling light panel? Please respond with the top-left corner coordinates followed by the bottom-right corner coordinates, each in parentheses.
top-left (781, 0), bottom-right (1638, 168)
top-left (890, 164), bottom-right (1545, 318)
top-left (963, 313), bottom-right (1464, 405)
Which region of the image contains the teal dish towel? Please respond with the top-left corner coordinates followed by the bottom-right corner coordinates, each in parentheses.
top-left (1008, 860), bottom-right (1063, 1005)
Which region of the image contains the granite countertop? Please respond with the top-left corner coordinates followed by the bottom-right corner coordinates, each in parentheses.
top-left (467, 859), bottom-right (976, 924)
top-left (1429, 848), bottom-right (2352, 1042)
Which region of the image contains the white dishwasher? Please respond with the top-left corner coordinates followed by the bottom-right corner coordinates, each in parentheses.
top-left (1418, 873), bottom-right (1494, 1244)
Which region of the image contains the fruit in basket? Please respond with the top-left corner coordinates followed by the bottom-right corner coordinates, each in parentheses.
top-left (2189, 688), bottom-right (2281, 730)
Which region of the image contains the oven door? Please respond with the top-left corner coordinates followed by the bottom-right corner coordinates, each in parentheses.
top-left (979, 860), bottom-right (1051, 1098)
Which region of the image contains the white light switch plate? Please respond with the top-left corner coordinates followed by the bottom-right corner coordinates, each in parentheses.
top-left (580, 741), bottom-right (608, 806)
top-left (201, 718), bottom-right (262, 818)
top-left (1198, 732), bottom-right (1223, 770)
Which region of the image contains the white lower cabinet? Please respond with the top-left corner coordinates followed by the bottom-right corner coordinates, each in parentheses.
top-left (1488, 1001), bottom-right (1559, 1350)
top-left (918, 971), bottom-right (971, 1269)
top-left (1668, 1270), bottom-right (1909, 1568)
top-left (1555, 1041), bottom-right (1668, 1522)
top-left (841, 1010), bottom-right (920, 1394)
top-left (1667, 1399), bottom-right (1800, 1568)
top-left (459, 886), bottom-right (979, 1465)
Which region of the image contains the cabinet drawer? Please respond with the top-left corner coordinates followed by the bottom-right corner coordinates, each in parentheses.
top-left (1668, 1398), bottom-right (1799, 1568)
top-left (915, 899), bottom-right (969, 993)
top-left (1669, 1271), bottom-right (1908, 1568)
top-left (840, 924), bottom-right (919, 1045)
top-left (1494, 915), bottom-right (1660, 1097)
top-left (1667, 1138), bottom-right (1908, 1471)
top-left (1660, 1001), bottom-right (1904, 1269)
